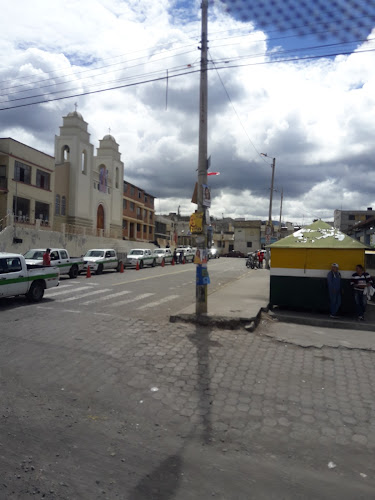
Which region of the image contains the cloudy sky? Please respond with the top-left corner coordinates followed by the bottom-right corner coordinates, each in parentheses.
top-left (1, 0), bottom-right (375, 224)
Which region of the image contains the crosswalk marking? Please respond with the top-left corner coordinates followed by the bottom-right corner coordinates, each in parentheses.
top-left (59, 288), bottom-right (111, 303)
top-left (46, 285), bottom-right (90, 297)
top-left (105, 292), bottom-right (154, 308)
top-left (81, 290), bottom-right (131, 305)
top-left (137, 294), bottom-right (179, 310)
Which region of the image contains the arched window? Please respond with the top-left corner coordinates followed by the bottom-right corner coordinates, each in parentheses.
top-left (62, 145), bottom-right (70, 162)
top-left (55, 195), bottom-right (60, 215)
top-left (81, 150), bottom-right (87, 174)
top-left (115, 167), bottom-right (119, 189)
top-left (61, 196), bottom-right (66, 216)
top-left (99, 165), bottom-right (107, 193)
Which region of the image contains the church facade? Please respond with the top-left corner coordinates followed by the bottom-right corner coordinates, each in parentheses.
top-left (54, 110), bottom-right (124, 237)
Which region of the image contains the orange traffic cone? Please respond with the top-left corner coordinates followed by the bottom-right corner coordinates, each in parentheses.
top-left (161, 259), bottom-right (165, 268)
top-left (136, 260), bottom-right (140, 271)
top-left (172, 258), bottom-right (175, 266)
top-left (120, 261), bottom-right (124, 273)
top-left (86, 266), bottom-right (91, 278)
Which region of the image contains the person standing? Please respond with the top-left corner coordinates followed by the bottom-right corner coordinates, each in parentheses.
top-left (327, 263), bottom-right (341, 318)
top-left (43, 248), bottom-right (51, 266)
top-left (173, 248), bottom-right (177, 265)
top-left (350, 264), bottom-right (373, 321)
top-left (258, 251), bottom-right (264, 269)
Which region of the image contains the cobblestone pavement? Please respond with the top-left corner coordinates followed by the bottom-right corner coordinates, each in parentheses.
top-left (1, 306), bottom-right (375, 499)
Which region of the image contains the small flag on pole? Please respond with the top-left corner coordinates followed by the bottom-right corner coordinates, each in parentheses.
top-left (207, 172), bottom-right (220, 176)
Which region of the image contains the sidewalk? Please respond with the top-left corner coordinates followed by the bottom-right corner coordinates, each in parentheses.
top-left (271, 300), bottom-right (375, 333)
top-left (170, 269), bottom-right (270, 329)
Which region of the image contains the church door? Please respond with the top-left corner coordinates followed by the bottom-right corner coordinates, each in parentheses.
top-left (97, 204), bottom-right (105, 234)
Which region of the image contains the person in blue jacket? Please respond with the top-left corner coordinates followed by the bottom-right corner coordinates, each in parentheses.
top-left (327, 263), bottom-right (341, 318)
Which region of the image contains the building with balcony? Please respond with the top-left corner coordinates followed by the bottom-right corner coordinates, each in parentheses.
top-left (0, 138), bottom-right (55, 228)
top-left (122, 181), bottom-right (155, 242)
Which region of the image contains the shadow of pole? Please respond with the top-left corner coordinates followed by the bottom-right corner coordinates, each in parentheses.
top-left (188, 324), bottom-right (214, 445)
top-left (131, 454), bottom-right (183, 500)
top-left (130, 324), bottom-right (217, 499)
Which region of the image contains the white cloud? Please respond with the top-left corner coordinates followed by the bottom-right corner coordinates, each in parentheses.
top-left (0, 1), bottom-right (375, 224)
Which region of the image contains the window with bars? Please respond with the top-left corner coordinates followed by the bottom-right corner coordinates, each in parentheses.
top-left (55, 195), bottom-right (60, 215)
top-left (61, 196), bottom-right (66, 216)
top-left (36, 169), bottom-right (50, 190)
top-left (14, 161), bottom-right (31, 184)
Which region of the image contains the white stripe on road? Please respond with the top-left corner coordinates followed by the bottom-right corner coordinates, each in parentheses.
top-left (46, 285), bottom-right (91, 297)
top-left (81, 290), bottom-right (131, 305)
top-left (105, 293), bottom-right (154, 308)
top-left (59, 288), bottom-right (111, 303)
top-left (137, 295), bottom-right (179, 310)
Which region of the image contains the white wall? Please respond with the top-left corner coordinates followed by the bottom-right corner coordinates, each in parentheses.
top-left (0, 224), bottom-right (156, 257)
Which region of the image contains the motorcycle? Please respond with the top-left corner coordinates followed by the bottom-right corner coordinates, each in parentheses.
top-left (246, 255), bottom-right (257, 269)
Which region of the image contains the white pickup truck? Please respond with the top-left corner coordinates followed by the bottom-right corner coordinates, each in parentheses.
top-left (152, 248), bottom-right (173, 265)
top-left (83, 249), bottom-right (123, 275)
top-left (0, 252), bottom-right (59, 302)
top-left (125, 249), bottom-right (156, 269)
top-left (176, 246), bottom-right (195, 263)
top-left (24, 248), bottom-right (84, 279)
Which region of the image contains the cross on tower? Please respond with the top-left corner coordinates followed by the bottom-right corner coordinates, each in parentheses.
top-left (108, 127), bottom-right (111, 135)
top-left (74, 102), bottom-right (78, 112)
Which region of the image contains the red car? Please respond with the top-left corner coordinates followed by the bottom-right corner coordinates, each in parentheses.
top-left (222, 250), bottom-right (245, 258)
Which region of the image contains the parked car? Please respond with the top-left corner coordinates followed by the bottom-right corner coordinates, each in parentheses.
top-left (0, 252), bottom-right (59, 302)
top-left (222, 250), bottom-right (245, 258)
top-left (83, 249), bottom-right (123, 275)
top-left (152, 248), bottom-right (173, 265)
top-left (176, 247), bottom-right (195, 263)
top-left (24, 248), bottom-right (84, 278)
top-left (124, 249), bottom-right (156, 269)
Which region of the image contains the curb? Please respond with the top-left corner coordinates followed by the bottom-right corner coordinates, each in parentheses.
top-left (271, 311), bottom-right (375, 333)
top-left (170, 306), bottom-right (269, 331)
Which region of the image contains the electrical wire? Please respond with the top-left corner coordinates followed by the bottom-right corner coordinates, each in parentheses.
top-left (1, 13), bottom-right (373, 94)
top-left (1, 46), bottom-right (374, 112)
top-left (208, 50), bottom-right (268, 164)
top-left (2, 34), bottom-right (372, 105)
top-left (0, 61), bottom-right (200, 104)
top-left (0, 49), bottom-right (198, 100)
top-left (0, 39), bottom-right (199, 88)
top-left (0, 47), bottom-right (198, 95)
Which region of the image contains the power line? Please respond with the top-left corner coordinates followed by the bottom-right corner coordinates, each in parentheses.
top-left (2, 12), bottom-right (373, 94)
top-left (208, 50), bottom-right (268, 164)
top-left (0, 40), bottom-right (199, 88)
top-left (0, 47), bottom-right (197, 95)
top-left (0, 51), bottom-right (198, 102)
top-left (0, 61), bottom-right (200, 105)
top-left (1, 46), bottom-right (374, 112)
top-left (2, 34), bottom-right (372, 105)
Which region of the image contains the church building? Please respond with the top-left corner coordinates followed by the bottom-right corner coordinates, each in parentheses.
top-left (54, 110), bottom-right (124, 237)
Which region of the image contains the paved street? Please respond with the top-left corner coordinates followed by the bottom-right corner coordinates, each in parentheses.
top-left (0, 258), bottom-right (247, 323)
top-left (1, 259), bottom-right (375, 499)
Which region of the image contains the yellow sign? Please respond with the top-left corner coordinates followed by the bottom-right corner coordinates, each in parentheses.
top-left (189, 212), bottom-right (203, 234)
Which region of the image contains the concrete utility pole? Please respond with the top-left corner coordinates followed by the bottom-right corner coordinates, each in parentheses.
top-left (196, 0), bottom-right (209, 315)
top-left (268, 157), bottom-right (276, 223)
top-left (261, 153), bottom-right (276, 269)
top-left (278, 188), bottom-right (283, 239)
